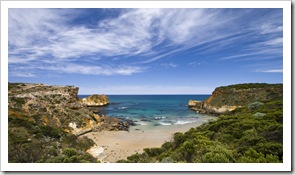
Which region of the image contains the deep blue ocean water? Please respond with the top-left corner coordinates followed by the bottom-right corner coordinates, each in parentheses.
top-left (78, 95), bottom-right (214, 126)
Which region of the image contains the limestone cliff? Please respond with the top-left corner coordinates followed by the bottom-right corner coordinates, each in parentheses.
top-left (8, 83), bottom-right (126, 136)
top-left (8, 83), bottom-right (103, 135)
top-left (188, 83), bottom-right (283, 114)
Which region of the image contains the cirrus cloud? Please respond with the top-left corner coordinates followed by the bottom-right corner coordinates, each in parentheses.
top-left (8, 8), bottom-right (283, 78)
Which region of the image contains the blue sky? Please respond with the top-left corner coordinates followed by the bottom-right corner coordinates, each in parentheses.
top-left (8, 8), bottom-right (283, 94)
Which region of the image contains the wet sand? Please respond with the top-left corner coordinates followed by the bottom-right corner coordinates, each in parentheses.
top-left (84, 122), bottom-right (207, 163)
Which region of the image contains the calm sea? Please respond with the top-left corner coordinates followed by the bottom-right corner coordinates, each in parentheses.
top-left (78, 95), bottom-right (215, 126)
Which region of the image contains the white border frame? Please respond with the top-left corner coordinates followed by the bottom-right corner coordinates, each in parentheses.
top-left (1, 1), bottom-right (291, 172)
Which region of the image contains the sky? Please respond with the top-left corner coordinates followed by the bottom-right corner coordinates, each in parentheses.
top-left (8, 8), bottom-right (283, 95)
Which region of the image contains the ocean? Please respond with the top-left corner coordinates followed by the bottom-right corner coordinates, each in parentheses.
top-left (78, 95), bottom-right (216, 127)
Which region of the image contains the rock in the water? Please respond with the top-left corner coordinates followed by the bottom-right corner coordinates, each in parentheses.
top-left (81, 94), bottom-right (109, 107)
top-left (188, 100), bottom-right (201, 107)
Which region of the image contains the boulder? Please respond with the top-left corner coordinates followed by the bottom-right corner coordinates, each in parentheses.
top-left (82, 94), bottom-right (109, 107)
top-left (188, 100), bottom-right (199, 107)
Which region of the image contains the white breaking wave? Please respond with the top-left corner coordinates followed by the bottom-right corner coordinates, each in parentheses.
top-left (159, 122), bottom-right (172, 126)
top-left (175, 120), bottom-right (194, 125)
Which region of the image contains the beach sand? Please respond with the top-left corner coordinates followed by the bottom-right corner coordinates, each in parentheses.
top-left (84, 122), bottom-right (207, 163)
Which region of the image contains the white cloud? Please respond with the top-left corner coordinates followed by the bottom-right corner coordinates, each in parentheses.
top-left (8, 9), bottom-right (230, 63)
top-left (93, 85), bottom-right (213, 94)
top-left (263, 38), bottom-right (283, 46)
top-left (260, 24), bottom-right (283, 34)
top-left (257, 69), bottom-right (283, 73)
top-left (9, 71), bottom-right (36, 77)
top-left (9, 62), bottom-right (145, 77)
top-left (8, 9), bottom-right (62, 47)
top-left (8, 8), bottom-right (283, 77)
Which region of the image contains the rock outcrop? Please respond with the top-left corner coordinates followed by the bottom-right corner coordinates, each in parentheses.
top-left (188, 100), bottom-right (201, 107)
top-left (9, 83), bottom-right (99, 134)
top-left (189, 83), bottom-right (283, 114)
top-left (8, 83), bottom-right (127, 136)
top-left (81, 94), bottom-right (109, 107)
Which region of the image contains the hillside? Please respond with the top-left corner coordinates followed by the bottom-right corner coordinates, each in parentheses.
top-left (188, 83), bottom-right (283, 114)
top-left (8, 83), bottom-right (125, 163)
top-left (118, 83), bottom-right (283, 163)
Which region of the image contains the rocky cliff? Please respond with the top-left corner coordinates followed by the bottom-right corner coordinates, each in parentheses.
top-left (8, 83), bottom-right (132, 163)
top-left (8, 83), bottom-right (129, 136)
top-left (9, 83), bottom-right (99, 135)
top-left (188, 83), bottom-right (283, 114)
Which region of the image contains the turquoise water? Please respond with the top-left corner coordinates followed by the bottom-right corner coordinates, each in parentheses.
top-left (79, 95), bottom-right (215, 126)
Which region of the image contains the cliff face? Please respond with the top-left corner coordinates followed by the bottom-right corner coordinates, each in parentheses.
top-left (189, 83), bottom-right (283, 114)
top-left (8, 83), bottom-right (127, 136)
top-left (8, 83), bottom-right (130, 163)
top-left (8, 83), bottom-right (100, 134)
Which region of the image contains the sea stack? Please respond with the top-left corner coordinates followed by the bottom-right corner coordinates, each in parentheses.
top-left (81, 94), bottom-right (109, 107)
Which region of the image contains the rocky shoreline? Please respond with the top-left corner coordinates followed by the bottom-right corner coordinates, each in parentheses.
top-left (188, 83), bottom-right (283, 114)
top-left (188, 99), bottom-right (238, 114)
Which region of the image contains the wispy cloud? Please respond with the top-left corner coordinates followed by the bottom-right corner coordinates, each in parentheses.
top-left (96, 85), bottom-right (213, 94)
top-left (9, 8), bottom-right (221, 76)
top-left (48, 64), bottom-right (145, 75)
top-left (260, 24), bottom-right (283, 34)
top-left (9, 71), bottom-right (36, 78)
top-left (8, 8), bottom-right (283, 78)
top-left (9, 63), bottom-right (145, 77)
top-left (263, 38), bottom-right (283, 46)
top-left (256, 69), bottom-right (283, 73)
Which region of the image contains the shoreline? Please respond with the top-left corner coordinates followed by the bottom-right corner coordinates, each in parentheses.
top-left (84, 121), bottom-right (212, 163)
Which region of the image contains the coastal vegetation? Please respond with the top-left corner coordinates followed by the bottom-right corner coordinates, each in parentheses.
top-left (208, 83), bottom-right (283, 107)
top-left (117, 83), bottom-right (283, 163)
top-left (9, 112), bottom-right (98, 163)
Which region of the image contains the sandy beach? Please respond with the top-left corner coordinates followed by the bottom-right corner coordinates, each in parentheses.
top-left (84, 122), bottom-right (207, 163)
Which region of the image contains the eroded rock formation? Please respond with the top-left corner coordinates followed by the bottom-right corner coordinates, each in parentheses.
top-left (188, 83), bottom-right (283, 114)
top-left (81, 94), bottom-right (109, 107)
top-left (8, 83), bottom-right (127, 136)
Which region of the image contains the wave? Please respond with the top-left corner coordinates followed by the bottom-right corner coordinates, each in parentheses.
top-left (175, 120), bottom-right (194, 125)
top-left (159, 122), bottom-right (172, 126)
